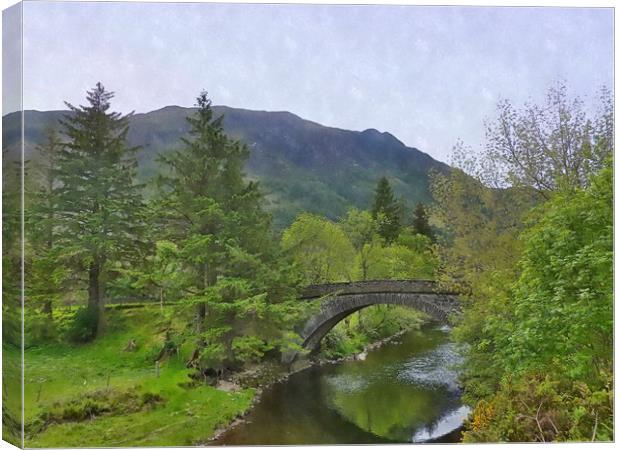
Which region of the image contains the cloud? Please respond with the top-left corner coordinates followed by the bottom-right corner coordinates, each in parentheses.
top-left (19, 3), bottom-right (613, 163)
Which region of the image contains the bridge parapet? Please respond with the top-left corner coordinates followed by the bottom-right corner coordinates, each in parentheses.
top-left (283, 280), bottom-right (462, 366)
top-left (301, 279), bottom-right (457, 299)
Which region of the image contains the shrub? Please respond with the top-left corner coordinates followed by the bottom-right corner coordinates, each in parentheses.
top-left (66, 306), bottom-right (98, 343)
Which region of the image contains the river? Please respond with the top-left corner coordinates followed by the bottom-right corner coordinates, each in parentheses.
top-left (214, 323), bottom-right (468, 445)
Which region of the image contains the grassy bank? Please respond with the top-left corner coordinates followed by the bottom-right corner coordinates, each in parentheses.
top-left (20, 307), bottom-right (255, 447)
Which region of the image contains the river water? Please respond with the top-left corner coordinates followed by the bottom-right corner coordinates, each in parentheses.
top-left (215, 324), bottom-right (468, 445)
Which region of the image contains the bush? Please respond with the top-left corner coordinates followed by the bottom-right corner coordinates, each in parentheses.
top-left (320, 325), bottom-right (366, 359)
top-left (66, 306), bottom-right (98, 343)
top-left (35, 388), bottom-right (165, 432)
top-left (232, 336), bottom-right (272, 364)
top-left (463, 372), bottom-right (613, 442)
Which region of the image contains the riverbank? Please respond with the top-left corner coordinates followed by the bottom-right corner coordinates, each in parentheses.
top-left (212, 324), bottom-right (467, 445)
top-left (208, 322), bottom-right (427, 443)
top-left (20, 307), bottom-right (255, 447)
top-left (21, 305), bottom-right (434, 446)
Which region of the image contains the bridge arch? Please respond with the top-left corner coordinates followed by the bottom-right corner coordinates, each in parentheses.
top-left (284, 280), bottom-right (460, 364)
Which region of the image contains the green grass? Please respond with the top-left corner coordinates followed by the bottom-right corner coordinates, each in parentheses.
top-left (22, 307), bottom-right (255, 447)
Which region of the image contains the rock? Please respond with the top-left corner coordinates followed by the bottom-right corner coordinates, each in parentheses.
top-left (355, 351), bottom-right (367, 361)
top-left (216, 380), bottom-right (240, 392)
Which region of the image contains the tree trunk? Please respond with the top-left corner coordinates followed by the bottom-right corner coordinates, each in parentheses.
top-left (188, 263), bottom-right (216, 368)
top-left (195, 303), bottom-right (207, 332)
top-left (88, 258), bottom-right (105, 336)
top-left (195, 264), bottom-right (207, 334)
top-left (42, 300), bottom-right (53, 318)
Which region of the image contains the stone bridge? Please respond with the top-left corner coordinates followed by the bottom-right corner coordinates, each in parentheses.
top-left (284, 280), bottom-right (460, 364)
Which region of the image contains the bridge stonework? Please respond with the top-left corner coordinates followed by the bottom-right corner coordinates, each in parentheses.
top-left (283, 280), bottom-right (460, 365)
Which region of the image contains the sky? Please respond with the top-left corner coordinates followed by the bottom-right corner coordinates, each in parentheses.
top-left (7, 1), bottom-right (615, 162)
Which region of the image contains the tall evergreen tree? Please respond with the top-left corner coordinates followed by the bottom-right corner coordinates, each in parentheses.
top-left (54, 83), bottom-right (144, 337)
top-left (29, 128), bottom-right (64, 318)
top-left (371, 176), bottom-right (402, 243)
top-left (155, 91), bottom-right (301, 374)
top-left (411, 202), bottom-right (434, 241)
top-left (2, 151), bottom-right (24, 347)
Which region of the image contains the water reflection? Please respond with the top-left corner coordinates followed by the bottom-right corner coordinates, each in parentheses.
top-left (412, 405), bottom-right (471, 442)
top-left (214, 324), bottom-right (466, 445)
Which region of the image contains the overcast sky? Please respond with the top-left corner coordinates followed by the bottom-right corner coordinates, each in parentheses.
top-left (10, 2), bottom-right (615, 162)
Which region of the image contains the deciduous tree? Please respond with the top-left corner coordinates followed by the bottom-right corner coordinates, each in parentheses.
top-left (282, 213), bottom-right (355, 283)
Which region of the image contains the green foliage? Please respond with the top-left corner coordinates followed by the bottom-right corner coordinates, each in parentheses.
top-left (153, 91), bottom-right (303, 372)
top-left (433, 84), bottom-right (614, 442)
top-left (27, 128), bottom-right (66, 319)
top-left (410, 202), bottom-right (434, 241)
top-left (3, 152), bottom-right (23, 348)
top-left (340, 208), bottom-right (438, 282)
top-left (118, 240), bottom-right (184, 307)
top-left (53, 83), bottom-right (145, 336)
top-left (358, 239), bottom-right (435, 280)
top-left (232, 336), bottom-right (273, 364)
top-left (428, 84), bottom-right (614, 442)
top-left (319, 306), bottom-right (426, 359)
top-left (281, 213), bottom-right (355, 283)
top-left (340, 208), bottom-right (378, 251)
top-left (463, 373), bottom-right (613, 442)
top-left (455, 163), bottom-right (613, 437)
top-left (320, 325), bottom-right (367, 360)
top-left (67, 306), bottom-right (99, 344)
top-left (371, 177), bottom-right (403, 243)
top-left (340, 208), bottom-right (381, 280)
top-left (497, 161), bottom-right (613, 381)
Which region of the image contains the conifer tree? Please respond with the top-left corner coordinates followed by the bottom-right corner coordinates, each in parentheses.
top-left (371, 176), bottom-right (402, 243)
top-left (2, 151), bottom-right (23, 346)
top-left (411, 202), bottom-right (434, 241)
top-left (29, 128), bottom-right (64, 318)
top-left (54, 83), bottom-right (144, 338)
top-left (155, 91), bottom-right (301, 374)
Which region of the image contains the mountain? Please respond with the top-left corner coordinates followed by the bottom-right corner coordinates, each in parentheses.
top-left (2, 106), bottom-right (449, 228)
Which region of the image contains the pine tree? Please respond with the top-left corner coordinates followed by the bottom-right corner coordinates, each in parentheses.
top-left (2, 151), bottom-right (23, 346)
top-left (411, 202), bottom-right (434, 241)
top-left (29, 128), bottom-right (64, 318)
top-left (371, 176), bottom-right (402, 243)
top-left (54, 83), bottom-right (144, 338)
top-left (155, 91), bottom-right (301, 374)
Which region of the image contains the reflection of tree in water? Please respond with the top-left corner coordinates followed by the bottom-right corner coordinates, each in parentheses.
top-left (412, 405), bottom-right (471, 442)
top-left (321, 326), bottom-right (464, 442)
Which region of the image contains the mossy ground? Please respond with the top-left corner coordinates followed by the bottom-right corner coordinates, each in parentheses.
top-left (16, 307), bottom-right (254, 447)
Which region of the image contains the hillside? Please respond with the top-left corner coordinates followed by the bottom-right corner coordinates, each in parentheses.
top-left (2, 106), bottom-right (448, 228)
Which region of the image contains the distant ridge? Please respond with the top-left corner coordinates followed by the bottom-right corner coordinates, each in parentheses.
top-left (2, 106), bottom-right (449, 228)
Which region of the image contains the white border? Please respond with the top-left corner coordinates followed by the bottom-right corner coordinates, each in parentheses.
top-left (0, 2), bottom-right (617, 450)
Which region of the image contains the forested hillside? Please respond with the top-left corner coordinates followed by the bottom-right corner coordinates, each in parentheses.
top-left (2, 106), bottom-right (447, 228)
